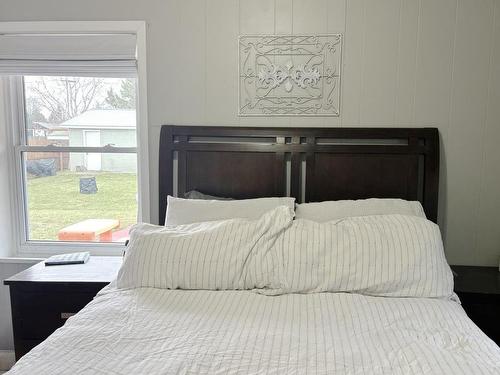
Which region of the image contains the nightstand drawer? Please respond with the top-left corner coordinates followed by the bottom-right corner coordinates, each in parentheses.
top-left (13, 316), bottom-right (64, 340)
top-left (4, 257), bottom-right (122, 360)
top-left (8, 283), bottom-right (107, 359)
top-left (13, 311), bottom-right (77, 340)
top-left (12, 289), bottom-right (100, 318)
top-left (10, 286), bottom-right (102, 339)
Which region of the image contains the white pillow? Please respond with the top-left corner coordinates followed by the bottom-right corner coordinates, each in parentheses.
top-left (295, 198), bottom-right (426, 222)
top-left (117, 206), bottom-right (294, 291)
top-left (165, 195), bottom-right (296, 225)
top-left (272, 214), bottom-right (454, 298)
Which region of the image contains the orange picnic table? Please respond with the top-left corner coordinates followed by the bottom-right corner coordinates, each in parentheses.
top-left (58, 219), bottom-right (120, 242)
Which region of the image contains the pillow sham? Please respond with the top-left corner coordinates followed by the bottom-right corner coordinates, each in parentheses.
top-left (165, 195), bottom-right (295, 225)
top-left (295, 198), bottom-right (426, 222)
top-left (117, 206), bottom-right (294, 291)
top-left (273, 214), bottom-right (454, 298)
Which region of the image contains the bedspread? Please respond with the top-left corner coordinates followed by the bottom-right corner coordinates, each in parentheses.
top-left (8, 286), bottom-right (500, 374)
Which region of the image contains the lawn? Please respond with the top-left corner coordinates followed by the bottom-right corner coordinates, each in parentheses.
top-left (27, 171), bottom-right (137, 241)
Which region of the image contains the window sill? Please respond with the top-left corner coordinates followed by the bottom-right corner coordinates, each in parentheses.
top-left (0, 257), bottom-right (42, 264)
top-left (17, 241), bottom-right (126, 258)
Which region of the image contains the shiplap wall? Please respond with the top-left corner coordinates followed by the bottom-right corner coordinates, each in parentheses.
top-left (0, 0), bottom-right (500, 266)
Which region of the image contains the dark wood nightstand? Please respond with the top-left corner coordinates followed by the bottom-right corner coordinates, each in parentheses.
top-left (451, 265), bottom-right (500, 345)
top-left (3, 256), bottom-right (122, 360)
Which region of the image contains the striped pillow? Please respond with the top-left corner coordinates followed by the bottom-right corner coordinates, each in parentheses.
top-left (273, 214), bottom-right (454, 298)
top-left (117, 206), bottom-right (293, 290)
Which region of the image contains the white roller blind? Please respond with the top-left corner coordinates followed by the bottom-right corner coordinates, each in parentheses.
top-left (0, 33), bottom-right (137, 77)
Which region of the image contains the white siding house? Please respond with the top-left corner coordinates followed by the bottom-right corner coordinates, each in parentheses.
top-left (63, 109), bottom-right (137, 173)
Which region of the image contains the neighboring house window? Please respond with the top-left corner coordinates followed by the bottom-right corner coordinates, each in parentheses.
top-left (0, 22), bottom-right (149, 255)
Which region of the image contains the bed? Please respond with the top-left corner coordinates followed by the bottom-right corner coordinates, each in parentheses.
top-left (7, 126), bottom-right (500, 375)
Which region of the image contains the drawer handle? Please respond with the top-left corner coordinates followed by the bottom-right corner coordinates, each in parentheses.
top-left (61, 312), bottom-right (76, 320)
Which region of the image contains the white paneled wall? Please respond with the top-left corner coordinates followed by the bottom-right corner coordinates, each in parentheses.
top-left (0, 0), bottom-right (500, 266)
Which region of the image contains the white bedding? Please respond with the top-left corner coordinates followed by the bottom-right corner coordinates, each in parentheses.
top-left (8, 286), bottom-right (500, 375)
top-left (274, 215), bottom-right (454, 298)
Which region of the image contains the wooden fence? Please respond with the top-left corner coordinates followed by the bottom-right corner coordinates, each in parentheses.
top-left (26, 138), bottom-right (69, 171)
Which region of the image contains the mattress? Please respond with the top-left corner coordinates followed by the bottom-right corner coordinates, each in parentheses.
top-left (8, 285), bottom-right (500, 375)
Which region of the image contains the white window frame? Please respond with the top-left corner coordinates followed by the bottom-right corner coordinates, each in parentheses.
top-left (1, 21), bottom-right (150, 257)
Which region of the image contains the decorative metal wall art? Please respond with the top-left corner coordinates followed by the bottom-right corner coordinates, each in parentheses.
top-left (239, 34), bottom-right (342, 116)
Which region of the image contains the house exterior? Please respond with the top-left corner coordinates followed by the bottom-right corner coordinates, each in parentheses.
top-left (30, 122), bottom-right (69, 144)
top-left (62, 109), bottom-right (137, 173)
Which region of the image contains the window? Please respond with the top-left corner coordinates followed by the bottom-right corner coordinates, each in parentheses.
top-left (21, 76), bottom-right (138, 244)
top-left (1, 22), bottom-right (149, 256)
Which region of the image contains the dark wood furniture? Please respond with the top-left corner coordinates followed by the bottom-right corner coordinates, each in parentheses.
top-left (159, 126), bottom-right (439, 224)
top-left (4, 256), bottom-right (122, 360)
top-left (452, 266), bottom-right (500, 345)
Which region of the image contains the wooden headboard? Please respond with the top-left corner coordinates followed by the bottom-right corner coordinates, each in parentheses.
top-left (159, 126), bottom-right (439, 224)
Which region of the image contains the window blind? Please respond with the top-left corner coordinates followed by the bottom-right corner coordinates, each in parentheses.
top-left (0, 33), bottom-right (137, 77)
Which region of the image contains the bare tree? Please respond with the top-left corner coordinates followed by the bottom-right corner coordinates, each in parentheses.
top-left (26, 77), bottom-right (105, 123)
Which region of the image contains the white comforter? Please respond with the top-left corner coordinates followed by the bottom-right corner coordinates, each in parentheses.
top-left (8, 286), bottom-right (500, 375)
